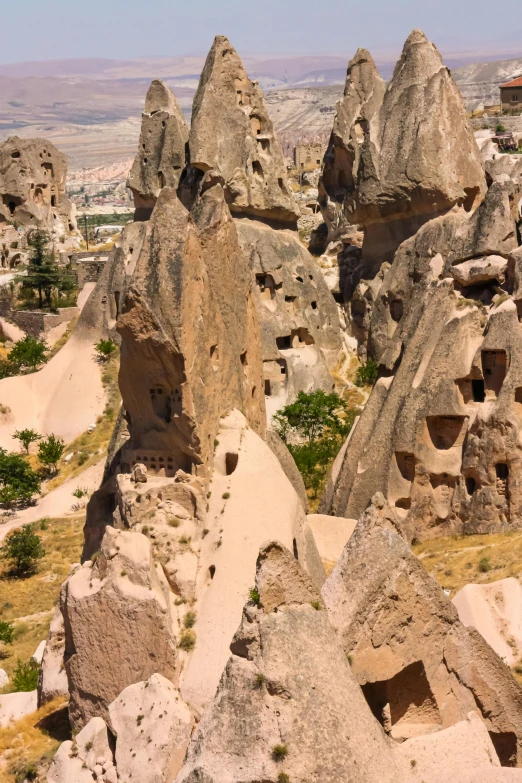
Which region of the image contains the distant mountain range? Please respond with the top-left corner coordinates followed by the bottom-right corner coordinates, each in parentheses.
top-left (0, 51), bottom-right (520, 172)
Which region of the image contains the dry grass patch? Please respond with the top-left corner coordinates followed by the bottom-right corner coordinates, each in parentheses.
top-left (413, 529), bottom-right (522, 597)
top-left (0, 517), bottom-right (84, 682)
top-left (0, 697), bottom-right (69, 783)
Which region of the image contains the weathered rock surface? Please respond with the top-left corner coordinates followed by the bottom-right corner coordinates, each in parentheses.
top-left (320, 30), bottom-right (486, 268)
top-left (62, 527), bottom-right (178, 730)
top-left (322, 496), bottom-right (522, 765)
top-left (38, 605), bottom-right (68, 707)
top-left (127, 79), bottom-right (189, 220)
top-left (0, 690), bottom-right (37, 728)
top-left (0, 136), bottom-right (76, 233)
top-left (177, 540), bottom-right (404, 783)
top-left (189, 36), bottom-right (299, 224)
top-left (453, 577), bottom-right (522, 665)
top-left (109, 674), bottom-right (193, 783)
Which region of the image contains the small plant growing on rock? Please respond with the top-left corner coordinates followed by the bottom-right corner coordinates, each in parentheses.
top-left (178, 629), bottom-right (196, 652)
top-left (12, 659), bottom-right (39, 691)
top-left (202, 528), bottom-right (209, 538)
top-left (277, 774), bottom-right (290, 783)
top-left (184, 611), bottom-right (196, 629)
top-left (222, 492), bottom-right (230, 500)
top-left (410, 759), bottom-right (417, 768)
top-left (179, 535), bottom-right (190, 545)
top-left (355, 358), bottom-right (378, 387)
top-left (94, 339), bottom-right (117, 362)
top-left (249, 587), bottom-right (261, 606)
top-left (168, 517), bottom-right (181, 528)
top-left (310, 600), bottom-right (321, 610)
top-left (254, 673), bottom-right (266, 689)
top-left (272, 744), bottom-right (289, 762)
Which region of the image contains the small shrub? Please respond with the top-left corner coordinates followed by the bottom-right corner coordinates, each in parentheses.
top-left (310, 600), bottom-right (321, 610)
top-left (178, 629), bottom-right (196, 652)
top-left (444, 569), bottom-right (452, 577)
top-left (12, 659), bottom-right (39, 691)
top-left (85, 741), bottom-right (93, 751)
top-left (120, 570), bottom-right (127, 577)
top-left (184, 611), bottom-right (197, 629)
top-left (72, 486), bottom-right (89, 499)
top-left (222, 492), bottom-right (230, 500)
top-left (94, 339), bottom-right (117, 361)
top-left (179, 535), bottom-right (190, 545)
top-left (39, 518), bottom-right (49, 530)
top-left (410, 759), bottom-right (417, 768)
top-left (0, 524), bottom-right (45, 576)
top-left (355, 359), bottom-right (378, 387)
top-left (272, 744), bottom-right (289, 762)
top-left (202, 528), bottom-right (209, 538)
top-left (0, 620), bottom-right (14, 644)
top-left (254, 673), bottom-right (266, 689)
top-left (78, 451), bottom-right (89, 466)
top-left (277, 774), bottom-right (290, 783)
top-left (478, 557), bottom-right (491, 573)
top-left (346, 653), bottom-right (353, 665)
top-left (249, 586), bottom-right (261, 606)
top-left (168, 517), bottom-right (181, 528)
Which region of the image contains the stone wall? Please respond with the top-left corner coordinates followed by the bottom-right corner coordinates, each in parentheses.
top-left (11, 306), bottom-right (80, 337)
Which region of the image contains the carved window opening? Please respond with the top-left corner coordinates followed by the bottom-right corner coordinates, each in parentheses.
top-left (361, 661), bottom-right (441, 739)
top-left (465, 476), bottom-right (477, 495)
top-left (482, 350), bottom-right (508, 396)
top-left (426, 416), bottom-right (466, 450)
top-left (252, 160), bottom-right (263, 177)
top-left (515, 387), bottom-right (522, 405)
top-left (256, 273), bottom-right (276, 301)
top-left (264, 379), bottom-right (271, 396)
top-left (395, 452), bottom-right (415, 482)
top-left (293, 538), bottom-right (299, 560)
top-left (472, 379), bottom-right (485, 402)
top-left (311, 301), bottom-right (317, 310)
top-left (290, 327), bottom-right (315, 347)
top-left (390, 298), bottom-right (403, 323)
top-left (225, 453), bottom-right (239, 475)
top-left (495, 463), bottom-right (509, 498)
top-left (276, 335), bottom-right (292, 350)
top-left (210, 344), bottom-right (219, 368)
top-left (258, 138), bottom-right (270, 152)
top-left (209, 565), bottom-right (216, 580)
top-left (11, 151), bottom-right (20, 159)
top-left (489, 732), bottom-right (517, 767)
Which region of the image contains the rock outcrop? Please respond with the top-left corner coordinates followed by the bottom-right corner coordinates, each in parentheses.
top-left (320, 30), bottom-right (486, 267)
top-left (322, 496), bottom-right (522, 766)
top-left (61, 527), bottom-right (179, 730)
top-left (189, 35), bottom-right (299, 225)
top-left (0, 136), bottom-right (76, 232)
top-left (176, 541), bottom-right (404, 783)
top-left (319, 172), bottom-right (522, 538)
top-left (127, 79), bottom-right (189, 220)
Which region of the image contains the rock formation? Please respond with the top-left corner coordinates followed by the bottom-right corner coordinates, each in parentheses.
top-left (127, 79), bottom-right (189, 220)
top-left (0, 136), bottom-right (76, 233)
top-left (189, 35), bottom-right (299, 225)
top-left (320, 30), bottom-right (486, 268)
top-left (322, 496), bottom-right (522, 766)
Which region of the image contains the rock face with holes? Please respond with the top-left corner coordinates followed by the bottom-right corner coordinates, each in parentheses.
top-left (320, 165), bottom-right (522, 538)
top-left (322, 495), bottom-right (522, 766)
top-left (188, 35), bottom-right (298, 225)
top-left (0, 136), bottom-right (77, 260)
top-left (61, 527), bottom-right (179, 731)
top-left (127, 80), bottom-right (189, 220)
top-left (319, 30), bottom-right (485, 268)
top-left (176, 540), bottom-right (404, 783)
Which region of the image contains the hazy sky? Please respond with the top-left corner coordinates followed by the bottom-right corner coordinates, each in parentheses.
top-left (3, 0), bottom-right (521, 63)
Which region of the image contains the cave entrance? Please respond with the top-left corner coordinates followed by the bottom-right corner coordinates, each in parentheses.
top-left (426, 416), bottom-right (466, 450)
top-left (489, 731), bottom-right (517, 767)
top-left (482, 350), bottom-right (508, 397)
top-left (361, 661), bottom-right (442, 740)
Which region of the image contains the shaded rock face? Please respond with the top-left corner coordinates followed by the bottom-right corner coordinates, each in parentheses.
top-left (62, 527), bottom-right (178, 731)
top-left (321, 173), bottom-right (522, 539)
top-left (177, 541), bottom-right (404, 783)
top-left (322, 498), bottom-right (522, 766)
top-left (127, 80), bottom-right (189, 220)
top-left (237, 218), bottom-right (343, 415)
top-left (37, 606), bottom-right (68, 707)
top-left (319, 29), bottom-right (486, 317)
top-left (117, 185), bottom-right (265, 482)
top-left (189, 36), bottom-right (299, 225)
top-left (0, 136), bottom-right (76, 232)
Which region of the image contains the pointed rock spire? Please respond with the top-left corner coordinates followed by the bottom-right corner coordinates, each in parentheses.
top-left (189, 36), bottom-right (299, 224)
top-left (127, 79), bottom-right (189, 219)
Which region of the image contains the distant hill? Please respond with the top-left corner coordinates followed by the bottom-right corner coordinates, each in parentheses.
top-left (451, 57), bottom-right (522, 110)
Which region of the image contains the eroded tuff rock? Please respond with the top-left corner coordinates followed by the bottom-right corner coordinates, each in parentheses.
top-left (322, 496), bottom-right (522, 765)
top-left (237, 218), bottom-right (343, 415)
top-left (0, 136), bottom-right (76, 232)
top-left (176, 541), bottom-right (404, 783)
top-left (127, 79), bottom-right (189, 220)
top-left (62, 527), bottom-right (178, 730)
top-left (321, 171), bottom-right (522, 538)
top-left (319, 29), bottom-right (486, 320)
top-left (189, 35), bottom-right (299, 224)
top-left (48, 716), bottom-right (117, 783)
top-left (37, 605), bottom-right (68, 707)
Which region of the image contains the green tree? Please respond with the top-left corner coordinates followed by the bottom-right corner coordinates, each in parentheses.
top-left (38, 434), bottom-right (65, 473)
top-left (8, 336), bottom-right (49, 372)
top-left (0, 620), bottom-right (14, 644)
top-left (12, 659), bottom-right (39, 691)
top-left (0, 525), bottom-right (45, 577)
top-left (94, 338), bottom-right (117, 361)
top-left (0, 450), bottom-right (41, 506)
top-left (274, 390), bottom-right (356, 498)
top-left (15, 229), bottom-right (74, 309)
top-left (355, 359), bottom-right (378, 388)
top-left (13, 428), bottom-right (42, 454)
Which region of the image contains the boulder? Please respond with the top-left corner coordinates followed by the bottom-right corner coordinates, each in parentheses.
top-left (38, 605), bottom-right (69, 707)
top-left (127, 79), bottom-right (189, 220)
top-left (189, 36), bottom-right (299, 224)
top-left (109, 674), bottom-right (193, 783)
top-left (0, 690), bottom-right (37, 728)
top-left (47, 716), bottom-right (117, 783)
top-left (61, 528), bottom-right (179, 730)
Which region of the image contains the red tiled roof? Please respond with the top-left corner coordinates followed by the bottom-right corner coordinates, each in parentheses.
top-left (500, 76), bottom-right (522, 88)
